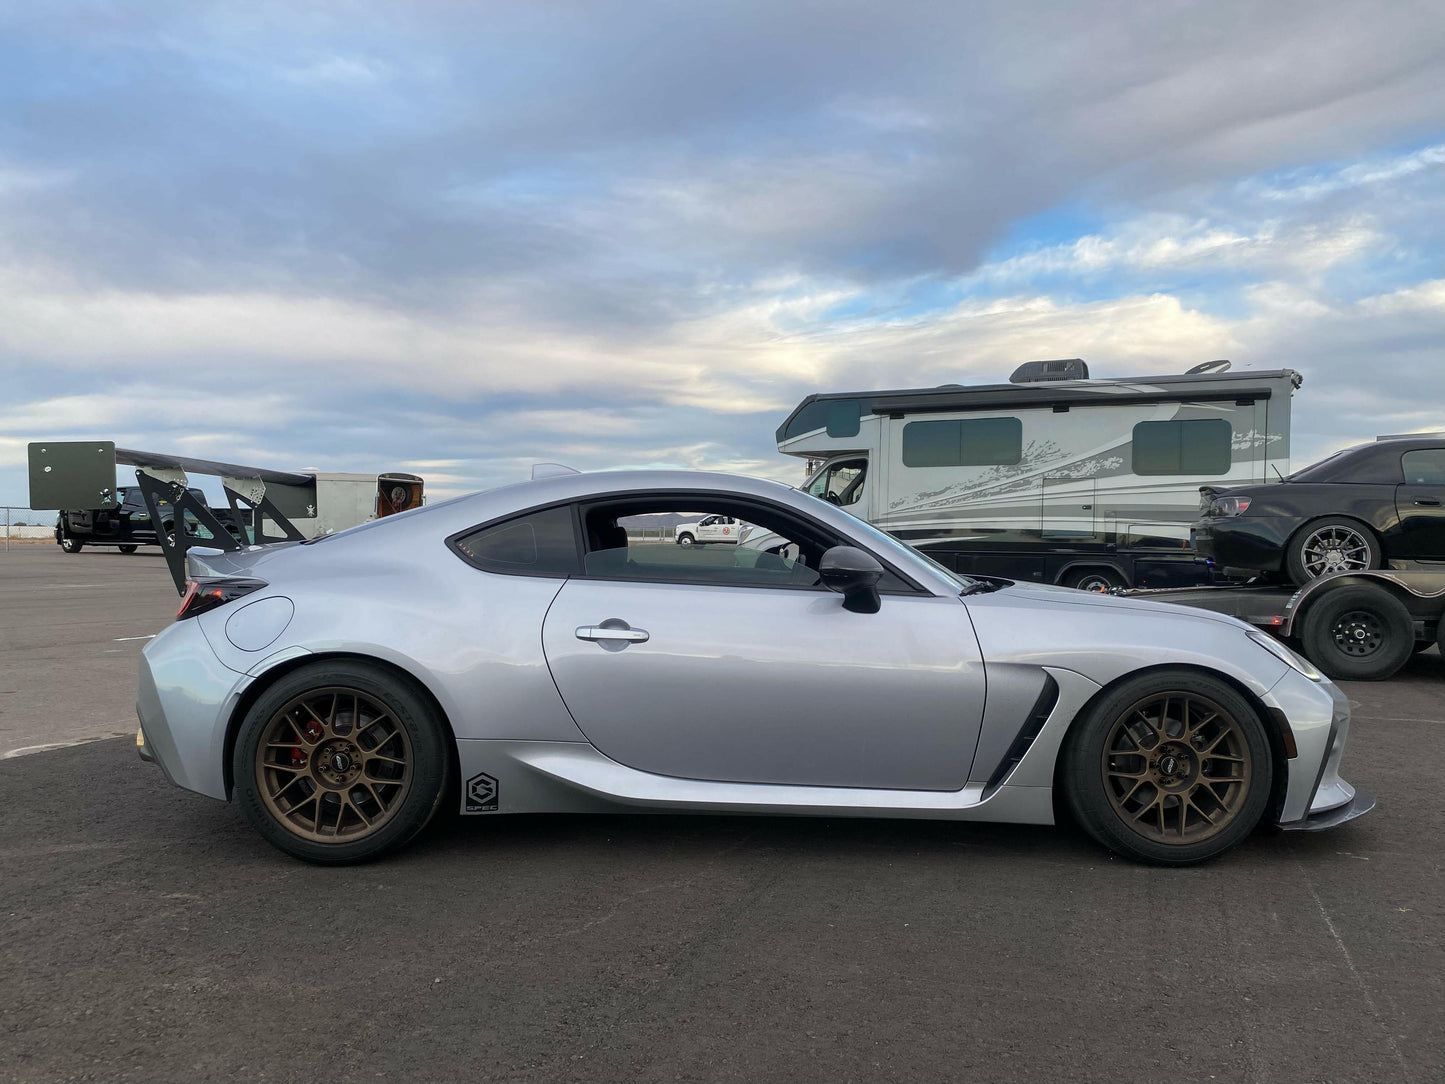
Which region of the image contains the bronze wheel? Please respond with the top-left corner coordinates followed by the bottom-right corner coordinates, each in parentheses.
top-left (234, 662), bottom-right (450, 864)
top-left (256, 686), bottom-right (415, 844)
top-left (1062, 669), bottom-right (1273, 865)
top-left (1100, 692), bottom-right (1251, 845)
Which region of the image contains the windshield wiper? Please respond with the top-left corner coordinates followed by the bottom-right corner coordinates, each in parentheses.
top-left (958, 578), bottom-right (1003, 596)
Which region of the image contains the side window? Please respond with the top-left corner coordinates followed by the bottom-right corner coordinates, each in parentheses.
top-left (583, 505), bottom-right (819, 588)
top-left (1402, 449), bottom-right (1445, 485)
top-left (452, 505), bottom-right (580, 577)
top-left (902, 418), bottom-right (1022, 468)
top-left (578, 498), bottom-right (904, 591)
top-left (806, 460), bottom-right (867, 506)
top-left (1132, 419), bottom-right (1232, 476)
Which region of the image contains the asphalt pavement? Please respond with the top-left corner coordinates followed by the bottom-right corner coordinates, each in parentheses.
top-left (1, 546), bottom-right (1442, 1083)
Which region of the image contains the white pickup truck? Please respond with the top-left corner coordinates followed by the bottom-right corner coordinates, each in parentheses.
top-left (674, 515), bottom-right (744, 546)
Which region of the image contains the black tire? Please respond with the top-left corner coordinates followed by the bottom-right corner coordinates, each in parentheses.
top-left (1298, 584), bottom-right (1414, 681)
top-left (232, 661), bottom-right (451, 864)
top-left (59, 536), bottom-right (83, 553)
top-left (1285, 517), bottom-right (1381, 585)
top-left (1062, 567), bottom-right (1125, 592)
top-left (118, 544), bottom-right (139, 554)
top-left (676, 533), bottom-right (695, 547)
top-left (1061, 669), bottom-right (1273, 866)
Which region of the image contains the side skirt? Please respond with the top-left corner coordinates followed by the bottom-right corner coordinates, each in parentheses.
top-left (454, 667), bottom-right (1101, 825)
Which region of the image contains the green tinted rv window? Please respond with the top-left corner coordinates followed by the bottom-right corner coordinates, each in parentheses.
top-left (902, 417), bottom-right (1022, 468)
top-left (1132, 419), bottom-right (1232, 475)
top-left (780, 398), bottom-right (871, 441)
top-left (826, 400), bottom-right (861, 437)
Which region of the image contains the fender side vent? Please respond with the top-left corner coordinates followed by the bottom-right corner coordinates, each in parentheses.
top-left (982, 675), bottom-right (1060, 798)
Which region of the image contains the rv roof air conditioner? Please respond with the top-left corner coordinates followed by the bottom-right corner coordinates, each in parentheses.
top-left (1009, 359), bottom-right (1089, 384)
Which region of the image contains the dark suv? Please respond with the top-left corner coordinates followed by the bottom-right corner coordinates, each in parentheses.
top-left (1194, 438), bottom-right (1445, 584)
top-left (55, 486), bottom-right (244, 554)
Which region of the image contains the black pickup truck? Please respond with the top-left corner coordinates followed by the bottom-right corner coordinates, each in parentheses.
top-left (55, 486), bottom-right (246, 554)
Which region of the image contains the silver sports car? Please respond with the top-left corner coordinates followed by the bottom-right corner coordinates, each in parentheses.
top-left (136, 469), bottom-right (1372, 866)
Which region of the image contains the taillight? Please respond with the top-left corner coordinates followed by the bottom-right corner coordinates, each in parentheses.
top-left (176, 578), bottom-right (267, 620)
top-left (1210, 496), bottom-right (1252, 517)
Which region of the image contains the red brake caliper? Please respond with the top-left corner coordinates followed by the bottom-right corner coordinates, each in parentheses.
top-left (291, 719), bottom-right (323, 766)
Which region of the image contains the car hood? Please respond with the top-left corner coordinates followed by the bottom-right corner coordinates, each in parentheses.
top-left (982, 579), bottom-right (1249, 628)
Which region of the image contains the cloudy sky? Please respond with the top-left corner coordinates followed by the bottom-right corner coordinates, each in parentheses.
top-left (2, 0), bottom-right (1442, 508)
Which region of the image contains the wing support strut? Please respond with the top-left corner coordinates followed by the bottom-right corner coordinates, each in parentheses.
top-left (135, 469), bottom-right (245, 595)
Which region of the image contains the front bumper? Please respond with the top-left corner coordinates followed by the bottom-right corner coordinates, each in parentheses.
top-left (1265, 670), bottom-right (1365, 828)
top-left (1281, 787), bottom-right (1376, 832)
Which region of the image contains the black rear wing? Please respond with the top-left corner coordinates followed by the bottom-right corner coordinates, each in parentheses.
top-left (29, 441), bottom-right (309, 594)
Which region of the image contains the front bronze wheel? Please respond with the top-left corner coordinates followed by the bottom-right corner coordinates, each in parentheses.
top-left (234, 661), bottom-right (449, 864)
top-left (1100, 692), bottom-right (1251, 845)
top-left (256, 687), bottom-right (415, 843)
top-left (1062, 670), bottom-right (1273, 865)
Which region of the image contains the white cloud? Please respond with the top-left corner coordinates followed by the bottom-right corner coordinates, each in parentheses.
top-left (1243, 144), bottom-right (1445, 203)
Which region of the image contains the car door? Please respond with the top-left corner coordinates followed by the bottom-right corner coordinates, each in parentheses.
top-left (541, 507), bottom-right (986, 792)
top-left (1394, 447), bottom-right (1445, 559)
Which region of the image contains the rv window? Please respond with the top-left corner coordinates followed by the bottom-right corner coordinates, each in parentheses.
top-left (781, 397), bottom-right (871, 442)
top-left (901, 418), bottom-right (1022, 468)
top-left (1132, 419), bottom-right (1232, 476)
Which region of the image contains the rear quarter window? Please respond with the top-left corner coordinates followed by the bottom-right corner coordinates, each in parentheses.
top-left (451, 505), bottom-right (580, 577)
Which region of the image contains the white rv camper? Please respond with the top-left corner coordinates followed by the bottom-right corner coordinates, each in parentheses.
top-left (772, 359), bottom-right (1301, 589)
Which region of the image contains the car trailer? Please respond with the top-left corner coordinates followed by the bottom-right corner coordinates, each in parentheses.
top-left (1123, 571), bottom-right (1445, 681)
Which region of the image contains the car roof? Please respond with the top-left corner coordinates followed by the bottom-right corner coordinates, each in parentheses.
top-left (315, 470), bottom-right (800, 545)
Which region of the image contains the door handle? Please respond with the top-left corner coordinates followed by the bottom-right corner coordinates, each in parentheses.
top-left (575, 623), bottom-right (650, 644)
top-left (1413, 498), bottom-right (1441, 507)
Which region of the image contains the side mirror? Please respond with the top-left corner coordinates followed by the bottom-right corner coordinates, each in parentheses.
top-left (819, 546), bottom-right (883, 614)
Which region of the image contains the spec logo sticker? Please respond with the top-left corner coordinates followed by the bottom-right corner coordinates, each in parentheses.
top-left (465, 772), bottom-right (499, 813)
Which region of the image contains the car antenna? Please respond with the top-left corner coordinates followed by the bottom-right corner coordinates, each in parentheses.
top-left (531, 462), bottom-right (581, 480)
top-left (1271, 463), bottom-right (1286, 482)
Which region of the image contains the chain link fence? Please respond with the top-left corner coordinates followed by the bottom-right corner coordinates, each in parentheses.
top-left (2, 506), bottom-right (57, 549)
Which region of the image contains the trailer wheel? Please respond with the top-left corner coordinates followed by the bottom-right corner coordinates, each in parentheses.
top-left (1063, 567), bottom-right (1125, 592)
top-left (1299, 584), bottom-right (1413, 681)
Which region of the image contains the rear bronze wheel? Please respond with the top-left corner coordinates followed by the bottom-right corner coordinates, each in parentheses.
top-left (1062, 670), bottom-right (1273, 865)
top-left (234, 661), bottom-right (450, 864)
top-left (256, 687), bottom-right (415, 843)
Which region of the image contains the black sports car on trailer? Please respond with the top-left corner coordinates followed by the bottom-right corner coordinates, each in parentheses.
top-left (1194, 438), bottom-right (1445, 585)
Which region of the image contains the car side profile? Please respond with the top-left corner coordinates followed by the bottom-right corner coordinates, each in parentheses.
top-left (673, 514), bottom-right (743, 546)
top-left (136, 470), bottom-right (1369, 867)
top-left (1195, 438), bottom-right (1445, 584)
